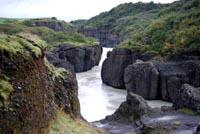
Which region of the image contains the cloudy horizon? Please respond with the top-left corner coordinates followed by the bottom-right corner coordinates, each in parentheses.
top-left (0, 0), bottom-right (177, 22)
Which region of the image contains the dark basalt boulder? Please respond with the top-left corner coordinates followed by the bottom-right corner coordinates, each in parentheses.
top-left (157, 61), bottom-right (200, 102)
top-left (123, 60), bottom-right (200, 102)
top-left (173, 84), bottom-right (200, 111)
top-left (105, 92), bottom-right (160, 123)
top-left (101, 48), bottom-right (132, 89)
top-left (46, 44), bottom-right (102, 73)
top-left (101, 48), bottom-right (159, 89)
top-left (124, 62), bottom-right (159, 100)
top-left (196, 124), bottom-right (200, 134)
top-left (46, 51), bottom-right (75, 73)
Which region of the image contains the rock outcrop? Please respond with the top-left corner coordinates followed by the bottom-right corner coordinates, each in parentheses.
top-left (23, 18), bottom-right (74, 32)
top-left (46, 44), bottom-right (102, 73)
top-left (101, 48), bottom-right (158, 89)
top-left (102, 48), bottom-right (200, 102)
top-left (78, 27), bottom-right (122, 47)
top-left (105, 92), bottom-right (158, 123)
top-left (124, 62), bottom-right (159, 100)
top-left (0, 35), bottom-right (80, 133)
top-left (157, 61), bottom-right (200, 101)
top-left (173, 84), bottom-right (200, 111)
top-left (101, 48), bottom-right (132, 89)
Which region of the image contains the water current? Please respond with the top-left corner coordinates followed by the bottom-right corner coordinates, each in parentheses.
top-left (77, 48), bottom-right (172, 122)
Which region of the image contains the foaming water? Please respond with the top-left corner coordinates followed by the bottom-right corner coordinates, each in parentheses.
top-left (77, 48), bottom-right (127, 122)
top-left (77, 48), bottom-right (172, 122)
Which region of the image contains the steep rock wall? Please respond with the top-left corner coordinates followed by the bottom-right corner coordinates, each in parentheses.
top-left (46, 44), bottom-right (102, 73)
top-left (0, 35), bottom-right (80, 134)
top-left (78, 27), bottom-right (122, 47)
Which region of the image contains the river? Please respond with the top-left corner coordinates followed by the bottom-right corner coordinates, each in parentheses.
top-left (77, 48), bottom-right (172, 122)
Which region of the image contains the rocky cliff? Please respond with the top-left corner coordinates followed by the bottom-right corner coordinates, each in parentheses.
top-left (23, 18), bottom-right (74, 32)
top-left (78, 27), bottom-right (122, 47)
top-left (101, 48), bottom-right (156, 89)
top-left (101, 48), bottom-right (200, 102)
top-left (0, 35), bottom-right (81, 134)
top-left (46, 43), bottom-right (102, 73)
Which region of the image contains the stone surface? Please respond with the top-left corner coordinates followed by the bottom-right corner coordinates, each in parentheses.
top-left (101, 49), bottom-right (159, 89)
top-left (78, 27), bottom-right (122, 47)
top-left (24, 19), bottom-right (74, 32)
top-left (105, 92), bottom-right (157, 123)
top-left (0, 45), bottom-right (81, 133)
top-left (173, 84), bottom-right (200, 111)
top-left (46, 43), bottom-right (102, 73)
top-left (101, 48), bottom-right (132, 89)
top-left (124, 62), bottom-right (159, 100)
top-left (157, 61), bottom-right (200, 102)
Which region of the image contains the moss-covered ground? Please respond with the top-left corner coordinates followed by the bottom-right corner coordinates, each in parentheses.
top-left (49, 109), bottom-right (104, 134)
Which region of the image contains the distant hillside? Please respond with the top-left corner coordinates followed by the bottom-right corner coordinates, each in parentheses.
top-left (71, 2), bottom-right (167, 47)
top-left (118, 0), bottom-right (200, 58)
top-left (0, 18), bottom-right (99, 48)
top-left (72, 0), bottom-right (200, 57)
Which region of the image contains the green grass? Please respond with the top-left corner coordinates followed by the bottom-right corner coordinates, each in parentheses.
top-left (178, 108), bottom-right (198, 115)
top-left (0, 34), bottom-right (46, 58)
top-left (0, 79), bottom-right (14, 106)
top-left (0, 17), bottom-right (24, 24)
top-left (0, 18), bottom-right (99, 48)
top-left (0, 79), bottom-right (13, 101)
top-left (49, 109), bottom-right (104, 134)
top-left (116, 0), bottom-right (200, 59)
top-left (72, 2), bottom-right (165, 41)
top-left (172, 121), bottom-right (181, 126)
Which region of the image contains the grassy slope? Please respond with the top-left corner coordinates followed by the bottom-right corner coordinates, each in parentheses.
top-left (0, 17), bottom-right (24, 24)
top-left (72, 2), bottom-right (166, 39)
top-left (73, 0), bottom-right (200, 58)
top-left (49, 109), bottom-right (104, 134)
top-left (0, 34), bottom-right (45, 58)
top-left (0, 18), bottom-right (99, 48)
top-left (118, 0), bottom-right (200, 57)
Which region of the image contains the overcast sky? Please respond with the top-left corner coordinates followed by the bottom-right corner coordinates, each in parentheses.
top-left (0, 0), bottom-right (176, 22)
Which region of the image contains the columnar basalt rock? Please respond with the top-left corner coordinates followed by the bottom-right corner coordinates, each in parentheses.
top-left (124, 62), bottom-right (159, 100)
top-left (156, 61), bottom-right (200, 102)
top-left (46, 44), bottom-right (102, 73)
top-left (101, 48), bottom-right (132, 89)
top-left (102, 49), bottom-right (200, 102)
top-left (173, 84), bottom-right (200, 111)
top-left (78, 27), bottom-right (122, 47)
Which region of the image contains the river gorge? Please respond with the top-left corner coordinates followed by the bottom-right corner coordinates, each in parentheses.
top-left (77, 48), bottom-right (172, 122)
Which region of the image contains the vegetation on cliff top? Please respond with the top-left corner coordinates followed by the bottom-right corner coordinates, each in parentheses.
top-left (73, 0), bottom-right (200, 58)
top-left (0, 18), bottom-right (99, 48)
top-left (118, 0), bottom-right (200, 57)
top-left (72, 2), bottom-right (166, 38)
top-left (0, 34), bottom-right (46, 58)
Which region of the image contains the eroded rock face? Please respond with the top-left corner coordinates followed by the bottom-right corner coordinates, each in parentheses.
top-left (101, 49), bottom-right (158, 89)
top-left (0, 51), bottom-right (55, 134)
top-left (124, 62), bottom-right (159, 100)
top-left (0, 49), bottom-right (80, 133)
top-left (101, 48), bottom-right (132, 89)
top-left (105, 92), bottom-right (159, 123)
top-left (78, 27), bottom-right (122, 47)
top-left (46, 44), bottom-right (102, 73)
top-left (24, 19), bottom-right (74, 32)
top-left (157, 61), bottom-right (200, 102)
top-left (173, 84), bottom-right (200, 111)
